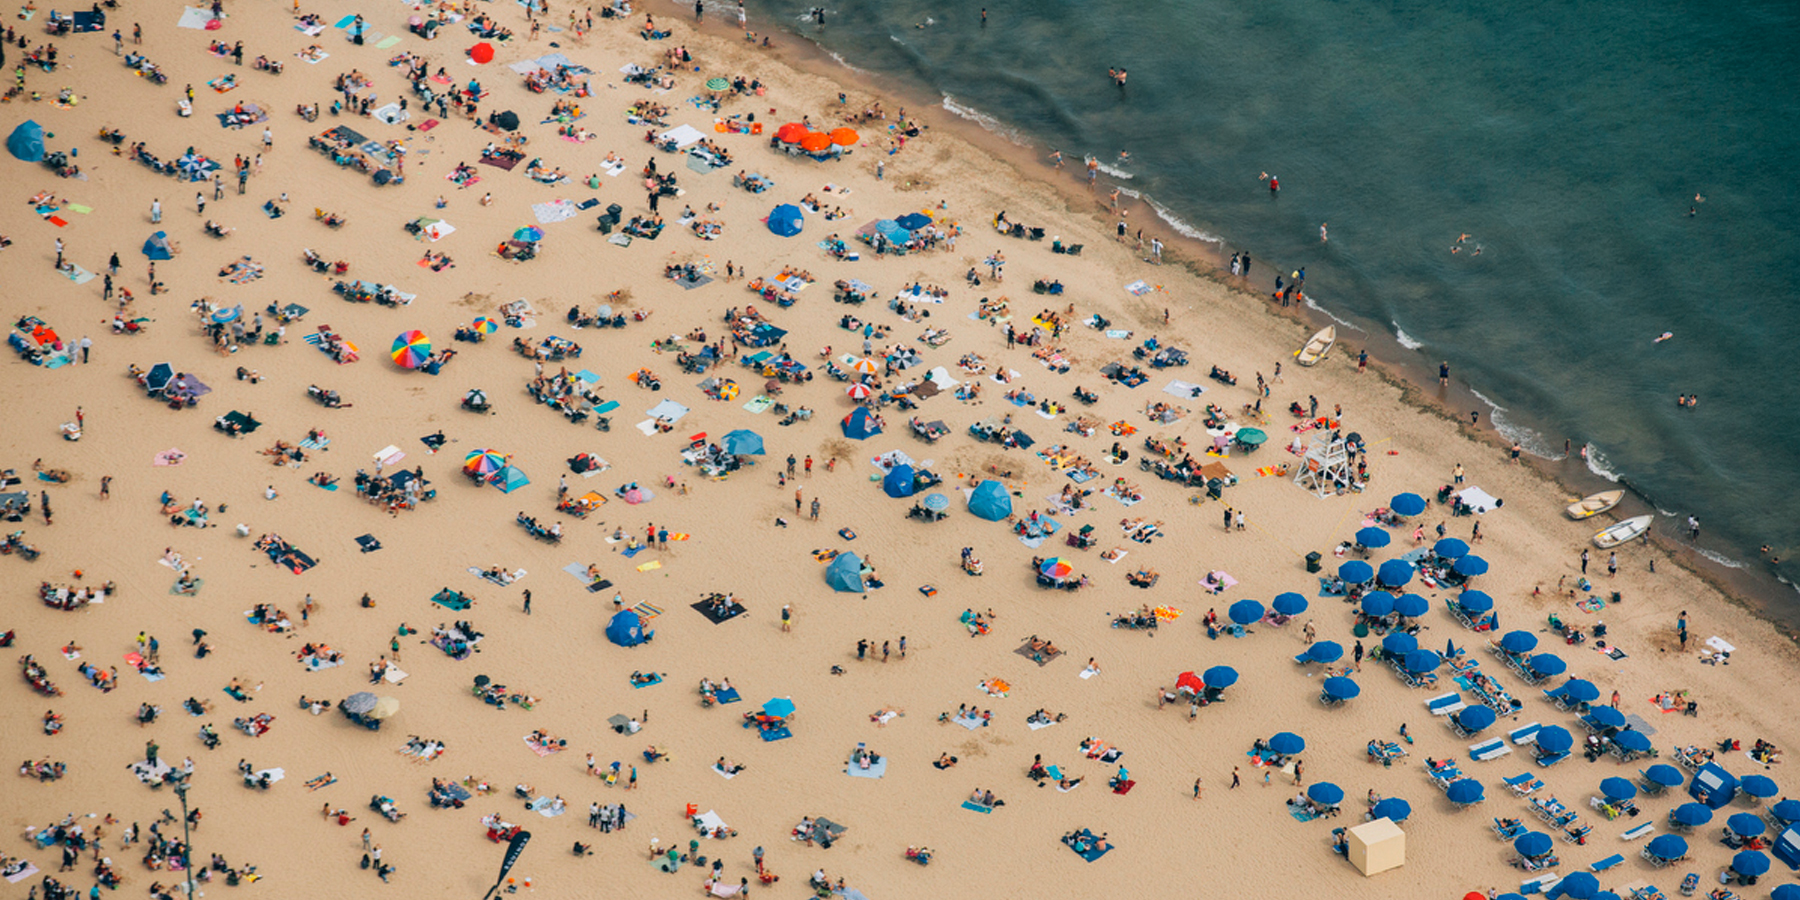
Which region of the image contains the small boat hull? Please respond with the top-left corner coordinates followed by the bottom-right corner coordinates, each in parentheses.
top-left (1566, 490), bottom-right (1624, 520)
top-left (1592, 515), bottom-right (1652, 549)
top-left (1296, 326), bottom-right (1335, 367)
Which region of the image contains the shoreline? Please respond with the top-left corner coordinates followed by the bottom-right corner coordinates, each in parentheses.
top-left (746, 12), bottom-right (1800, 626)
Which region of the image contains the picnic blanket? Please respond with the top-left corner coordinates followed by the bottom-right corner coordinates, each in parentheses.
top-left (531, 199), bottom-right (578, 224)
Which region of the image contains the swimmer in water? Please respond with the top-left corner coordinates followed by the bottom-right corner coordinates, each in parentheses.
top-left (1117, 150), bottom-right (1130, 165)
top-left (1320, 223), bottom-right (1328, 243)
top-left (1457, 233), bottom-right (1471, 243)
top-left (1472, 245), bottom-right (1481, 256)
top-left (1654, 331), bottom-right (1673, 343)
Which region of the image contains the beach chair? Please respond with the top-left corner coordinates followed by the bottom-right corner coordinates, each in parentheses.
top-left (1495, 818), bottom-right (1529, 839)
top-left (1543, 686), bottom-right (1573, 709)
top-left (1564, 823), bottom-right (1594, 843)
top-left (1427, 692), bottom-right (1466, 716)
top-left (1629, 887), bottom-right (1666, 900)
top-left (1520, 873), bottom-right (1561, 895)
top-left (1510, 722), bottom-right (1543, 746)
top-left (1621, 822), bottom-right (1654, 841)
top-left (1506, 773), bottom-right (1545, 797)
top-left (1470, 739), bottom-right (1512, 761)
top-left (1638, 846), bottom-right (1672, 868)
top-left (1678, 873), bottom-right (1698, 895)
top-left (1589, 853), bottom-right (1624, 871)
top-left (1535, 748), bottom-right (1570, 768)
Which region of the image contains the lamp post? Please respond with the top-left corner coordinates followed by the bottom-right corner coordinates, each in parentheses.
top-left (171, 775), bottom-right (197, 899)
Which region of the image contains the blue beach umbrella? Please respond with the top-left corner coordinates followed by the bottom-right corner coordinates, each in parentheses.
top-left (1535, 726), bottom-right (1574, 754)
top-left (1266, 732), bottom-right (1305, 756)
top-left (1550, 872), bottom-right (1599, 900)
top-left (921, 492), bottom-right (950, 512)
top-left (1404, 649), bottom-right (1441, 673)
top-left (1740, 774), bottom-right (1780, 799)
top-left (1370, 797), bottom-right (1410, 822)
top-left (1768, 799), bottom-right (1800, 825)
top-left (1446, 778), bottom-right (1484, 805)
top-left (1642, 764), bottom-right (1684, 788)
top-left (1645, 834), bottom-right (1689, 860)
top-left (1306, 641), bottom-right (1343, 663)
top-left (1732, 850), bottom-right (1770, 877)
top-left (1600, 777), bottom-right (1637, 801)
top-left (1338, 560), bottom-right (1374, 584)
top-left (1670, 803), bottom-right (1713, 827)
top-left (1589, 706), bottom-right (1627, 729)
top-left (1500, 631), bottom-right (1538, 653)
top-left (1434, 537), bottom-right (1470, 559)
top-left (1614, 730), bottom-right (1653, 754)
top-left (1457, 590), bottom-right (1494, 613)
top-left (1496, 894), bottom-right (1528, 900)
top-left (1455, 555), bottom-right (1490, 576)
top-left (1592, 893), bottom-right (1622, 900)
top-left (1728, 813), bottom-right (1767, 838)
top-left (1390, 492), bottom-right (1426, 516)
top-left (1378, 559), bottom-right (1415, 588)
top-left (1381, 633), bottom-right (1417, 655)
top-left (1271, 592), bottom-right (1309, 616)
top-left (1394, 592), bottom-right (1430, 618)
top-left (1527, 653), bottom-right (1566, 677)
top-left (762, 697), bottom-right (796, 719)
top-left (1361, 591), bottom-right (1395, 617)
top-left (1355, 526), bottom-right (1390, 548)
top-left (1560, 679), bottom-right (1600, 703)
top-left (1454, 705), bottom-right (1496, 733)
top-left (1773, 886), bottom-right (1800, 900)
top-left (1514, 831), bottom-right (1554, 858)
top-left (1322, 676), bottom-right (1360, 700)
top-left (721, 429), bottom-right (765, 456)
top-left (1202, 666), bottom-right (1238, 689)
top-left (1228, 599), bottom-right (1264, 625)
top-left (1307, 783), bottom-right (1344, 807)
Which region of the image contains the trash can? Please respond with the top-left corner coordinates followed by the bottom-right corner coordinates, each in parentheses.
top-left (1305, 551), bottom-right (1322, 573)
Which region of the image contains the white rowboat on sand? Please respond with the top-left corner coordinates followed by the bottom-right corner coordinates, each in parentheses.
top-left (1295, 326), bottom-right (1334, 367)
top-left (1566, 490), bottom-right (1624, 520)
top-left (1592, 515), bottom-right (1652, 549)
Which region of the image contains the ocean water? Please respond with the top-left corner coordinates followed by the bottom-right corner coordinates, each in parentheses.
top-left (748, 0), bottom-right (1800, 590)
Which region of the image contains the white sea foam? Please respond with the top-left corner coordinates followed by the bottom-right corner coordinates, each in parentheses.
top-left (1469, 388), bottom-right (1560, 460)
top-left (1095, 163), bottom-right (1134, 180)
top-left (1656, 507), bottom-right (1679, 517)
top-left (826, 51), bottom-right (864, 74)
top-left (1583, 443), bottom-right (1621, 483)
top-left (939, 94), bottom-right (1027, 146)
top-left (1696, 548), bottom-right (1748, 570)
top-left (1393, 326), bottom-right (1423, 350)
top-left (1301, 295), bottom-right (1363, 331)
top-left (1147, 199), bottom-right (1220, 243)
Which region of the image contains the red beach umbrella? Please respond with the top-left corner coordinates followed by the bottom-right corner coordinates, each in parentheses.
top-left (470, 42), bottom-right (495, 64)
top-left (776, 123), bottom-right (808, 143)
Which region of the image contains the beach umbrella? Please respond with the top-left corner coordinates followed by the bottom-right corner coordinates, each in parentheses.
top-left (1355, 526), bottom-right (1390, 548)
top-left (763, 697), bottom-right (795, 719)
top-left (1551, 872), bottom-right (1599, 900)
top-left (623, 486), bottom-right (654, 505)
top-left (851, 357), bottom-right (880, 375)
top-left (145, 362), bottom-right (175, 392)
top-left (1457, 590), bottom-right (1494, 613)
top-left (1040, 557), bottom-right (1075, 580)
top-left (1446, 778), bottom-right (1484, 805)
top-left (1322, 676), bottom-right (1360, 700)
top-left (845, 382), bottom-right (873, 400)
top-left (1228, 599), bottom-right (1264, 625)
top-left (369, 697), bottom-right (400, 720)
top-left (1589, 706), bottom-right (1627, 729)
top-left (1729, 813), bottom-right (1768, 838)
top-left (1646, 834), bottom-right (1689, 860)
top-left (1434, 537), bottom-right (1470, 559)
top-left (1514, 831), bottom-right (1554, 858)
top-left (1500, 630), bottom-right (1538, 653)
top-left (391, 330), bottom-right (432, 369)
top-left (1404, 650), bottom-right (1441, 673)
top-left (1267, 732), bottom-right (1305, 756)
top-left (721, 429), bottom-right (765, 456)
top-left (1643, 764), bottom-right (1684, 788)
top-left (342, 692), bottom-right (377, 714)
top-left (1390, 492), bottom-right (1427, 516)
top-left (469, 42), bottom-right (494, 64)
top-left (1454, 705), bottom-right (1496, 733)
top-left (1370, 797), bottom-right (1410, 822)
top-left (1455, 555), bottom-right (1490, 576)
top-left (799, 132), bottom-right (833, 153)
top-left (1175, 671), bottom-right (1204, 694)
top-left (471, 316), bottom-right (499, 334)
top-left (1740, 774), bottom-right (1780, 799)
top-left (776, 122), bottom-right (808, 143)
top-left (1614, 730), bottom-right (1652, 754)
top-left (828, 127), bottom-right (859, 146)
top-left (922, 493), bottom-right (950, 512)
top-left (1338, 560), bottom-right (1374, 584)
top-left (1600, 777), bottom-right (1638, 802)
top-left (1306, 641), bottom-right (1343, 663)
top-left (1378, 559), bottom-right (1415, 588)
top-left (1773, 887), bottom-right (1800, 900)
top-left (1307, 783), bottom-right (1344, 807)
top-left (1732, 850), bottom-right (1770, 877)
top-left (1670, 803), bottom-right (1713, 827)
top-left (1381, 633), bottom-right (1417, 656)
top-left (513, 226), bottom-right (544, 242)
top-left (825, 552), bottom-right (864, 592)
top-left (1535, 726), bottom-right (1574, 754)
top-left (211, 305), bottom-right (242, 324)
top-left (1236, 427), bottom-right (1268, 446)
top-left (1272, 592), bottom-right (1308, 616)
top-left (1526, 652), bottom-right (1566, 677)
top-left (705, 77), bottom-right (729, 91)
top-left (766, 203), bottom-right (805, 237)
top-left (463, 449), bottom-right (507, 476)
top-left (1561, 679), bottom-right (1600, 703)
top-left (1394, 592), bottom-right (1430, 618)
top-left (1769, 799), bottom-right (1800, 825)
top-left (1202, 666), bottom-right (1238, 689)
top-left (1361, 591), bottom-right (1395, 617)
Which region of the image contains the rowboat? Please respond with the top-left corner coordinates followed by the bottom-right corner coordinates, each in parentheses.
top-left (1295, 326), bottom-right (1335, 367)
top-left (1565, 490), bottom-right (1624, 520)
top-left (1592, 515), bottom-right (1652, 549)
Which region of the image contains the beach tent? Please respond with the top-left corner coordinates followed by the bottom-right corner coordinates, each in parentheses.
top-left (1690, 762), bottom-right (1738, 809)
top-left (7, 120), bottom-right (45, 162)
top-left (142, 231), bottom-right (175, 260)
top-left (721, 429), bottom-right (764, 456)
top-left (489, 465), bottom-right (530, 494)
top-left (895, 212), bottom-right (932, 231)
top-left (825, 552), bottom-right (865, 593)
top-left (605, 610), bottom-right (649, 647)
top-left (767, 204), bottom-right (804, 237)
top-left (841, 407), bottom-right (880, 440)
top-left (1347, 818), bottom-right (1404, 876)
top-left (882, 464), bottom-right (917, 499)
top-left (1774, 824), bottom-right (1800, 871)
top-left (967, 480), bottom-right (1012, 521)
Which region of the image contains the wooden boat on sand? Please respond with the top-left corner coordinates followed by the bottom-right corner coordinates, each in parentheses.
top-left (1565, 490), bottom-right (1624, 520)
top-left (1295, 326), bottom-right (1335, 367)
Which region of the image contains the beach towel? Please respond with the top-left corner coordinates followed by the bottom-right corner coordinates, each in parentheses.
top-left (374, 35), bottom-right (401, 49)
top-left (1112, 779), bottom-right (1136, 795)
top-left (691, 599), bottom-right (748, 624)
top-left (429, 589), bottom-right (472, 611)
top-left (523, 736), bottom-right (563, 756)
top-left (961, 800), bottom-right (994, 814)
top-left (712, 763), bottom-right (736, 780)
top-left (952, 713), bottom-right (984, 731)
top-left (715, 687), bottom-right (740, 704)
top-left (846, 757), bottom-right (887, 779)
top-left (177, 6), bottom-right (217, 28)
top-left (531, 199), bottom-right (578, 224)
top-left (631, 601), bottom-right (663, 620)
top-left (630, 672), bottom-right (663, 689)
top-left (4, 864), bottom-right (40, 884)
top-left (304, 773), bottom-right (337, 791)
top-left (1455, 486), bottom-right (1501, 513)
top-left (742, 396), bottom-right (773, 414)
top-left (636, 560), bottom-right (662, 573)
top-left (528, 796), bottom-right (566, 817)
top-left (1124, 280), bottom-right (1150, 296)
top-left (1163, 379), bottom-right (1205, 398)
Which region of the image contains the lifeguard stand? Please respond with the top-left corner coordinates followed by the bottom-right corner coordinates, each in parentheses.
top-left (1293, 436), bottom-right (1352, 497)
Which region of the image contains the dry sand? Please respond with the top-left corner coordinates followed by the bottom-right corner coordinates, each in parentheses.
top-left (2, 3), bottom-right (1796, 898)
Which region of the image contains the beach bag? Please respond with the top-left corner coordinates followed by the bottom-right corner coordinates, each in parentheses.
top-left (360, 854), bottom-right (371, 870)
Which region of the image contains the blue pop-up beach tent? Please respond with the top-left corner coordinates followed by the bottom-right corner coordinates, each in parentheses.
top-left (142, 231), bottom-right (175, 260)
top-left (841, 407), bottom-right (880, 440)
top-left (967, 480), bottom-right (1011, 521)
top-left (882, 464), bottom-right (917, 498)
top-left (8, 120), bottom-right (45, 162)
top-left (1690, 762), bottom-right (1739, 809)
top-left (490, 465), bottom-right (530, 494)
top-left (767, 203), bottom-right (804, 237)
top-left (605, 610), bottom-right (650, 647)
top-left (826, 552), bottom-right (865, 592)
top-left (1773, 823), bottom-right (1800, 871)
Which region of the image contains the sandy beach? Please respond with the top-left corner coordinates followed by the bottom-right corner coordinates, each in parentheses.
top-left (2, 2), bottom-right (1797, 899)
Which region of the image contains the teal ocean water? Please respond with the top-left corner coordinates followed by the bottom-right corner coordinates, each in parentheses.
top-left (747, 0), bottom-right (1800, 591)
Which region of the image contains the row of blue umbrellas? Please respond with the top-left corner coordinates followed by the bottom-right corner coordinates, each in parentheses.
top-left (1361, 590), bottom-right (1431, 617)
top-left (1338, 554), bottom-right (1488, 587)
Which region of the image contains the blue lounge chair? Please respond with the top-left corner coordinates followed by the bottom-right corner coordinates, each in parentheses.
top-left (1590, 853), bottom-right (1624, 871)
top-left (1510, 722), bottom-right (1543, 745)
top-left (1506, 773), bottom-right (1545, 796)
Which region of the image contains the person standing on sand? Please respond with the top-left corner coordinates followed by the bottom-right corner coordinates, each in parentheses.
top-left (781, 604), bottom-right (792, 631)
top-left (1352, 640), bottom-right (1364, 671)
top-left (522, 589), bottom-right (531, 615)
top-left (1230, 767), bottom-right (1240, 789)
top-left (1580, 549), bottom-right (1589, 574)
top-left (1193, 777), bottom-right (1203, 799)
top-left (1439, 361), bottom-right (1450, 387)
top-left (1677, 611), bottom-right (1688, 650)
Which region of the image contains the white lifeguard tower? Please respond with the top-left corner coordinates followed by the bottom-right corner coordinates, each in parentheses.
top-left (1293, 436), bottom-right (1352, 497)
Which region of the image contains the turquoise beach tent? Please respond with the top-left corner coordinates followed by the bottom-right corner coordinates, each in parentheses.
top-left (826, 552), bottom-right (865, 592)
top-left (490, 465), bottom-right (530, 493)
top-left (7, 120), bottom-right (44, 162)
top-left (142, 231), bottom-right (174, 261)
top-left (967, 480), bottom-right (1012, 521)
top-left (605, 609), bottom-right (650, 646)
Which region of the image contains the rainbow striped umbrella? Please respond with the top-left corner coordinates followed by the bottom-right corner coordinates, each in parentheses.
top-left (391, 330), bottom-right (432, 368)
top-left (463, 449), bottom-right (507, 476)
top-left (471, 316), bottom-right (499, 335)
top-left (1039, 557), bottom-right (1074, 580)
